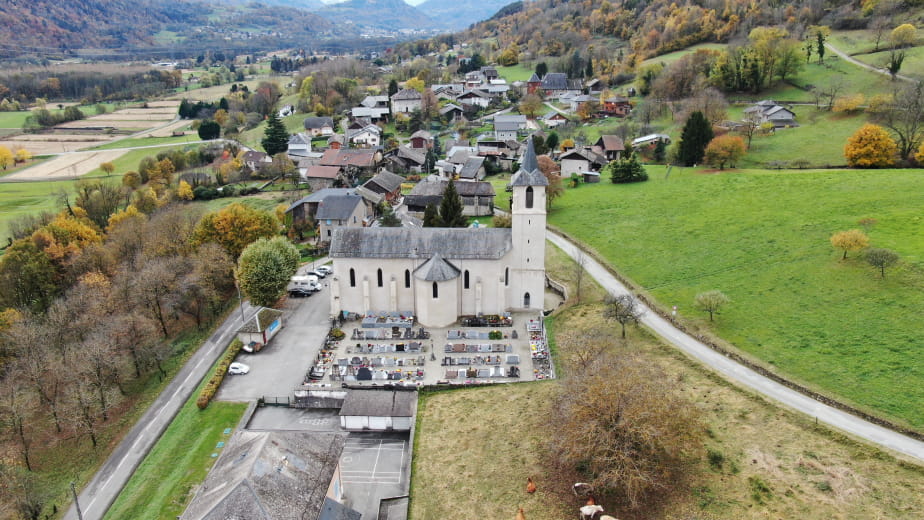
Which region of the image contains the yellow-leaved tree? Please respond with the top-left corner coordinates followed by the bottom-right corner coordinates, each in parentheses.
top-left (194, 202), bottom-right (279, 259)
top-left (704, 135), bottom-right (746, 169)
top-left (830, 229), bottom-right (869, 260)
top-left (405, 77), bottom-right (425, 93)
top-left (13, 147), bottom-right (31, 163)
top-left (844, 124), bottom-right (897, 168)
top-left (177, 180), bottom-right (194, 201)
top-left (0, 145), bottom-right (13, 170)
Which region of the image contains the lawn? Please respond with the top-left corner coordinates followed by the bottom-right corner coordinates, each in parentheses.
top-left (89, 133), bottom-right (197, 151)
top-left (412, 300), bottom-right (924, 519)
top-left (103, 387), bottom-right (247, 520)
top-left (547, 168), bottom-right (924, 429)
top-left (641, 42), bottom-right (728, 67)
top-left (0, 178), bottom-right (74, 242)
top-left (497, 63), bottom-right (536, 82)
top-left (851, 45), bottom-right (924, 77)
top-left (83, 144), bottom-right (194, 177)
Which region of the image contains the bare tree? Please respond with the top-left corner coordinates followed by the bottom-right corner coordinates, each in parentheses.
top-left (547, 352), bottom-right (703, 509)
top-left (555, 326), bottom-right (612, 373)
top-left (0, 374), bottom-right (36, 470)
top-left (875, 81), bottom-right (924, 160)
top-left (65, 379), bottom-right (102, 448)
top-left (695, 290), bottom-right (730, 321)
top-left (573, 250), bottom-right (588, 304)
top-left (603, 293), bottom-right (645, 338)
top-left (0, 463), bottom-right (46, 520)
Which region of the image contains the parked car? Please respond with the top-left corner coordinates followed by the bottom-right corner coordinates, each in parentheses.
top-left (306, 269), bottom-right (326, 279)
top-left (317, 265), bottom-right (333, 275)
top-left (308, 281), bottom-right (323, 292)
top-left (228, 362), bottom-right (250, 375)
top-left (288, 287), bottom-right (314, 298)
top-left (242, 341), bottom-right (264, 353)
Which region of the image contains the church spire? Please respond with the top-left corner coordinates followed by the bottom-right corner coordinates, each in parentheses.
top-left (521, 135), bottom-right (539, 174)
top-left (511, 136), bottom-right (548, 186)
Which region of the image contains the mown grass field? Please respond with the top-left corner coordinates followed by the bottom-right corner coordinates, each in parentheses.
top-left (412, 256), bottom-right (924, 520)
top-left (103, 384), bottom-right (246, 520)
top-left (0, 178), bottom-right (75, 241)
top-left (90, 133), bottom-right (196, 151)
top-left (547, 168), bottom-right (924, 429)
top-left (498, 63), bottom-right (536, 82)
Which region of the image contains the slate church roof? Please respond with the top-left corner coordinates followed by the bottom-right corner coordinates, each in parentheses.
top-left (330, 227), bottom-right (512, 260)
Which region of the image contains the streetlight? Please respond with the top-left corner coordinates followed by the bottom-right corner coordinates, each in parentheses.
top-left (234, 271), bottom-right (246, 324)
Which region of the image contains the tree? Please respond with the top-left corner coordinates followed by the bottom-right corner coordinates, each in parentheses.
top-left (704, 135), bottom-right (746, 169)
top-left (378, 202), bottom-right (402, 227)
top-left (14, 147), bottom-right (32, 164)
top-left (122, 170), bottom-right (141, 189)
top-left (198, 120), bottom-right (220, 140)
top-left (887, 49), bottom-right (905, 80)
top-left (695, 290), bottom-right (730, 321)
top-left (177, 180), bottom-right (194, 201)
top-left (237, 236), bottom-right (299, 307)
top-left (875, 81), bottom-right (924, 160)
top-left (0, 238), bottom-right (58, 313)
top-left (678, 111), bottom-right (713, 166)
top-left (844, 124), bottom-right (897, 168)
top-left (0, 145), bottom-right (12, 170)
top-left (388, 79), bottom-right (399, 98)
top-left (603, 293), bottom-right (645, 338)
top-left (405, 77), bottom-right (425, 93)
top-left (519, 94), bottom-right (544, 118)
top-left (891, 24), bottom-right (917, 49)
top-left (437, 179), bottom-right (467, 227)
top-left (548, 350), bottom-right (702, 508)
top-left (75, 180), bottom-right (125, 230)
top-left (605, 153), bottom-right (648, 183)
top-left (422, 203), bottom-right (441, 227)
top-left (261, 112), bottom-right (289, 156)
top-left (535, 62), bottom-right (548, 78)
top-left (194, 202), bottom-right (278, 258)
top-left (545, 132), bottom-right (559, 152)
top-left (829, 229), bottom-right (869, 260)
top-left (866, 248), bottom-right (899, 278)
top-left (100, 161), bottom-right (115, 176)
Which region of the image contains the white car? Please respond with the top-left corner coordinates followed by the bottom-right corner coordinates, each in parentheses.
top-left (228, 362), bottom-right (250, 375)
top-left (317, 265), bottom-right (333, 275)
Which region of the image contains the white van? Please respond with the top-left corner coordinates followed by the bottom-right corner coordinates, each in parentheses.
top-left (288, 275), bottom-right (319, 291)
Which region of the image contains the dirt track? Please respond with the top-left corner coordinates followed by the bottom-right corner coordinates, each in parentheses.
top-left (3, 150), bottom-right (125, 181)
top-left (0, 137), bottom-right (113, 155)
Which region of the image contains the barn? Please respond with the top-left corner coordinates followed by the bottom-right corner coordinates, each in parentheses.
top-left (339, 390), bottom-right (416, 431)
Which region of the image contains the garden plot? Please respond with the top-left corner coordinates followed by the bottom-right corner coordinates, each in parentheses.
top-left (0, 136), bottom-right (113, 155)
top-left (3, 150), bottom-right (125, 180)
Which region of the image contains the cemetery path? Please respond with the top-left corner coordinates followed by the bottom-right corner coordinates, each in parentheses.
top-left (547, 230), bottom-right (924, 464)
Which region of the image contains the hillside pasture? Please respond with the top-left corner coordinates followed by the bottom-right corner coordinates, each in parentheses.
top-left (547, 168), bottom-right (924, 430)
top-left (640, 42), bottom-right (728, 67)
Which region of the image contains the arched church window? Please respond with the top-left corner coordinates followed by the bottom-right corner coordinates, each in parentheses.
top-left (525, 186), bottom-right (534, 208)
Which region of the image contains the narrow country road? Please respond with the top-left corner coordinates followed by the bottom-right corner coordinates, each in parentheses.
top-left (64, 302), bottom-right (260, 520)
top-left (824, 43), bottom-right (914, 82)
top-left (547, 230), bottom-right (924, 464)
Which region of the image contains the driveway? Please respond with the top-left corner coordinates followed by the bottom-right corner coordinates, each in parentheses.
top-left (216, 285), bottom-right (332, 401)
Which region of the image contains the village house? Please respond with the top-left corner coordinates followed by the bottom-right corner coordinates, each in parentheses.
top-left (345, 124), bottom-right (382, 148)
top-left (631, 133), bottom-right (671, 148)
top-left (404, 178), bottom-right (496, 217)
top-left (494, 120), bottom-right (520, 140)
top-left (456, 89), bottom-right (492, 109)
top-left (356, 170), bottom-right (405, 206)
top-left (593, 135), bottom-right (625, 161)
top-left (385, 146), bottom-right (427, 173)
top-left (559, 147), bottom-right (607, 177)
top-left (602, 95), bottom-right (632, 117)
top-left (391, 88), bottom-right (423, 115)
top-left (351, 95), bottom-right (390, 122)
top-left (329, 139), bottom-right (547, 327)
top-left (285, 188), bottom-right (359, 227)
top-left (302, 165), bottom-right (342, 191)
top-left (319, 148), bottom-right (383, 184)
top-left (744, 100), bottom-right (797, 128)
top-left (303, 116), bottom-right (335, 137)
top-left (286, 132), bottom-right (313, 159)
top-left (409, 130), bottom-right (434, 149)
top-left (541, 110), bottom-right (569, 128)
top-left (241, 150), bottom-right (272, 172)
top-left (458, 156), bottom-right (487, 181)
top-left (535, 73), bottom-right (583, 99)
top-left (316, 191), bottom-right (369, 242)
top-left (439, 103), bottom-right (465, 121)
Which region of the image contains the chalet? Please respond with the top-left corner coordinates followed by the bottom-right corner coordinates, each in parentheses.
top-left (493, 114), bottom-right (527, 129)
top-left (464, 71), bottom-right (484, 88)
top-left (319, 148), bottom-right (383, 180)
top-left (541, 110), bottom-right (569, 128)
top-left (593, 135), bottom-right (625, 161)
top-left (568, 94), bottom-right (596, 113)
top-left (285, 188), bottom-right (357, 226)
top-left (286, 133), bottom-right (313, 159)
top-left (316, 192), bottom-right (369, 241)
top-left (458, 156), bottom-right (486, 181)
top-left (303, 117), bottom-right (335, 137)
top-left (494, 120), bottom-right (520, 140)
top-left (404, 179), bottom-right (495, 217)
top-left (457, 89), bottom-right (491, 109)
top-left (242, 150), bottom-right (271, 172)
top-left (345, 124), bottom-right (382, 148)
top-left (303, 165), bottom-right (343, 191)
top-left (351, 95), bottom-right (390, 122)
top-left (526, 73), bottom-right (542, 95)
top-left (538, 73), bottom-right (583, 99)
top-left (386, 146), bottom-right (427, 173)
top-left (410, 130), bottom-right (434, 149)
top-left (602, 96), bottom-right (632, 117)
top-left (391, 88), bottom-right (423, 115)
top-left (327, 134), bottom-right (345, 150)
top-left (744, 100), bottom-right (797, 128)
top-left (357, 170), bottom-right (404, 205)
top-left (480, 66), bottom-right (499, 82)
top-left (560, 147), bottom-right (607, 177)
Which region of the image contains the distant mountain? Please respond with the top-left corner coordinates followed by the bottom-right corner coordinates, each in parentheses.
top-left (319, 0), bottom-right (440, 31)
top-left (416, 0), bottom-right (515, 30)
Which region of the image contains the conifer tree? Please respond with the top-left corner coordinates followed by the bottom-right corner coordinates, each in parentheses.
top-left (422, 203), bottom-right (441, 227)
top-left (261, 112), bottom-right (289, 156)
top-left (678, 111), bottom-right (713, 166)
top-left (438, 179), bottom-right (467, 228)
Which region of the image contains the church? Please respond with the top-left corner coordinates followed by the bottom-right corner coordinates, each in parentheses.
top-left (328, 139), bottom-right (548, 327)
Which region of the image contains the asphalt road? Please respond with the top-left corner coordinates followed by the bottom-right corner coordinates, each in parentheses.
top-left (216, 284), bottom-right (332, 401)
top-left (547, 230), bottom-right (924, 464)
top-left (64, 302), bottom-right (260, 520)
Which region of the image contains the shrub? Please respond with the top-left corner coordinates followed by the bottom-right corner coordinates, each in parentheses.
top-left (197, 339), bottom-right (243, 410)
top-left (329, 328), bottom-right (346, 341)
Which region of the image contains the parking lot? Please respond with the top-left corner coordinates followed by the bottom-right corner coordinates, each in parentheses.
top-left (215, 280), bottom-right (332, 402)
top-left (339, 433), bottom-right (410, 520)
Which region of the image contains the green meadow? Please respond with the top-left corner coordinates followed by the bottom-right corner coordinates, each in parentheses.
top-left (548, 167), bottom-right (924, 429)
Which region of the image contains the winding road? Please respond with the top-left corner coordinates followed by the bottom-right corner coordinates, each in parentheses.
top-left (547, 230), bottom-right (924, 464)
top-left (824, 43), bottom-right (914, 82)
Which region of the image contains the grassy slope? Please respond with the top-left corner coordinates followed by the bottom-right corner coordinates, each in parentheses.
top-left (0, 179), bottom-right (74, 241)
top-left (411, 251), bottom-right (924, 519)
top-left (547, 168), bottom-right (924, 429)
top-left (103, 387), bottom-right (246, 520)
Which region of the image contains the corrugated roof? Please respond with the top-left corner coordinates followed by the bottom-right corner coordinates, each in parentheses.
top-left (330, 227), bottom-right (512, 260)
top-left (316, 194), bottom-right (363, 220)
top-left (414, 254), bottom-right (461, 281)
top-left (339, 390), bottom-right (416, 417)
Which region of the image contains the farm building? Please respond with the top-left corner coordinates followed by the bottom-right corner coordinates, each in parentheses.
top-left (339, 390), bottom-right (417, 431)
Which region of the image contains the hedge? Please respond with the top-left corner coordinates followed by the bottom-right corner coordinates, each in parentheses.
top-left (197, 338), bottom-right (244, 410)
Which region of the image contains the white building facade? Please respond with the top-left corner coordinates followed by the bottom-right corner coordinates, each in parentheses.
top-left (329, 139), bottom-right (548, 327)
